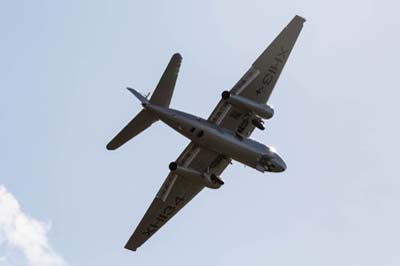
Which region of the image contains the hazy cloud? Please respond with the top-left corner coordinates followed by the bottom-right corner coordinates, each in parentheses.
top-left (0, 185), bottom-right (65, 266)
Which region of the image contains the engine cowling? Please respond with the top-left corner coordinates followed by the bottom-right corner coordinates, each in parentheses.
top-left (221, 91), bottom-right (274, 119)
top-left (169, 162), bottom-right (224, 189)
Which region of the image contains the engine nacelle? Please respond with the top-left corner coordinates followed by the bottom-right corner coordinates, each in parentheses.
top-left (221, 91), bottom-right (274, 119)
top-left (169, 162), bottom-right (224, 189)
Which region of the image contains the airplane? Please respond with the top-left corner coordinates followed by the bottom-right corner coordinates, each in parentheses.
top-left (107, 15), bottom-right (305, 251)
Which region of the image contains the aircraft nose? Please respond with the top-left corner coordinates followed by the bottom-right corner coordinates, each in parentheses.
top-left (270, 156), bottom-right (287, 172)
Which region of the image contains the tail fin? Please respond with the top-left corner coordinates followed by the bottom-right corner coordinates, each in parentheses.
top-left (149, 53), bottom-right (182, 107)
top-left (106, 53), bottom-right (182, 150)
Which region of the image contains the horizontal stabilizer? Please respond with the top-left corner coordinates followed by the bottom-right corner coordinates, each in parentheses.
top-left (106, 109), bottom-right (157, 150)
top-left (127, 87), bottom-right (149, 105)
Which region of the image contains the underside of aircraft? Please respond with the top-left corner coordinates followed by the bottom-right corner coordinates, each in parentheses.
top-left (107, 15), bottom-right (306, 251)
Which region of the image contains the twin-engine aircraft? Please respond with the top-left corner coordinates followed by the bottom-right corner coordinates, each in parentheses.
top-left (107, 15), bottom-right (305, 251)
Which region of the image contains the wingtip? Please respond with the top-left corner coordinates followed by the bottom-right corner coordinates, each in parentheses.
top-left (172, 52), bottom-right (182, 59)
top-left (106, 143), bottom-right (116, 150)
top-left (124, 244), bottom-right (138, 252)
top-left (106, 140), bottom-right (120, 150)
top-left (294, 15), bottom-right (306, 23)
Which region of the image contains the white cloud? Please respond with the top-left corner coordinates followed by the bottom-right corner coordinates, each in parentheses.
top-left (0, 185), bottom-right (65, 266)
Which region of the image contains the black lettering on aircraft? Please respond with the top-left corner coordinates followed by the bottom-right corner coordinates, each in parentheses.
top-left (143, 227), bottom-right (157, 237)
top-left (150, 223), bottom-right (159, 229)
top-left (175, 196), bottom-right (184, 206)
top-left (278, 47), bottom-right (290, 59)
top-left (156, 215), bottom-right (167, 223)
top-left (142, 195), bottom-right (185, 237)
top-left (163, 206), bottom-right (175, 215)
top-left (256, 46), bottom-right (290, 95)
top-left (262, 73), bottom-right (273, 85)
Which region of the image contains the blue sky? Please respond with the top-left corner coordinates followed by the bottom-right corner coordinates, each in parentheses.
top-left (1, 0), bottom-right (399, 265)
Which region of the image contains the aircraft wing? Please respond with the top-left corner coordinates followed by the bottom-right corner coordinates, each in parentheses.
top-left (125, 142), bottom-right (231, 251)
top-left (208, 15), bottom-right (305, 135)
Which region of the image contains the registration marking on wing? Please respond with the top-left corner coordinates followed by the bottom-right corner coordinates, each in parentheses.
top-left (142, 195), bottom-right (185, 238)
top-left (255, 46), bottom-right (289, 95)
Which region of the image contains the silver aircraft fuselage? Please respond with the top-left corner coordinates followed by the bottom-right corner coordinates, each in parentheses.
top-left (145, 103), bottom-right (286, 173)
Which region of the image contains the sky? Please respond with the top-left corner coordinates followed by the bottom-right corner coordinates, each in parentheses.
top-left (1, 0), bottom-right (400, 265)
